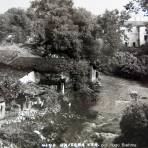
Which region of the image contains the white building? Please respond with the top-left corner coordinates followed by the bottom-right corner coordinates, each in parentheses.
top-left (123, 15), bottom-right (148, 47)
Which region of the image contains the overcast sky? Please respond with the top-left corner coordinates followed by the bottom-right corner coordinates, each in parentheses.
top-left (0, 0), bottom-right (129, 15)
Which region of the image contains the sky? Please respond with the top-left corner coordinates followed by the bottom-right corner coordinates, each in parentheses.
top-left (0, 0), bottom-right (147, 21)
top-left (0, 0), bottom-right (129, 15)
top-left (74, 0), bottom-right (130, 15)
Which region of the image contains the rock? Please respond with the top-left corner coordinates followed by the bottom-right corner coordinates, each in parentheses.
top-left (96, 123), bottom-right (112, 129)
top-left (97, 115), bottom-right (105, 120)
top-left (83, 122), bottom-right (97, 129)
top-left (129, 90), bottom-right (139, 100)
top-left (108, 117), bottom-right (119, 122)
top-left (93, 132), bottom-right (118, 140)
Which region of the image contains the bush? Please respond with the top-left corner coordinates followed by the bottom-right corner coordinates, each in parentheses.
top-left (114, 103), bottom-right (148, 148)
top-left (103, 51), bottom-right (148, 80)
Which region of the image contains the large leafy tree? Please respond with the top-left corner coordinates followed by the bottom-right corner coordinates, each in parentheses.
top-left (29, 0), bottom-right (101, 60)
top-left (29, 0), bottom-right (81, 59)
top-left (114, 103), bottom-right (148, 148)
top-left (0, 8), bottom-right (31, 43)
top-left (72, 8), bottom-right (101, 61)
top-left (97, 10), bottom-right (130, 56)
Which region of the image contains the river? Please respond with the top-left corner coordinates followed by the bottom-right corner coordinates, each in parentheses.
top-left (63, 74), bottom-right (148, 145)
top-left (91, 74), bottom-right (148, 114)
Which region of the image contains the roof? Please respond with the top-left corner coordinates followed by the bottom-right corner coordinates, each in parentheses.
top-left (124, 21), bottom-right (148, 27)
top-left (0, 45), bottom-right (39, 65)
top-left (0, 45), bottom-right (89, 73)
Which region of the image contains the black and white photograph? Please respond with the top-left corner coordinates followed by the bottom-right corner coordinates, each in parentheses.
top-left (0, 0), bottom-right (148, 147)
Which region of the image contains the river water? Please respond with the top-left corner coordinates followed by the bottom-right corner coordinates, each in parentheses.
top-left (91, 74), bottom-right (148, 114)
top-left (63, 74), bottom-right (148, 144)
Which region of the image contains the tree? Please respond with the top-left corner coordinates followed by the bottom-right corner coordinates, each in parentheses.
top-left (0, 8), bottom-right (31, 43)
top-left (29, 0), bottom-right (81, 59)
top-left (72, 8), bottom-right (101, 61)
top-left (97, 10), bottom-right (130, 57)
top-left (29, 0), bottom-right (101, 61)
top-left (124, 0), bottom-right (148, 14)
top-left (114, 103), bottom-right (148, 148)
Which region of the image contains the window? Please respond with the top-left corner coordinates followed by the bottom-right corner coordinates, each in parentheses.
top-left (125, 42), bottom-right (128, 47)
top-left (144, 35), bottom-right (148, 41)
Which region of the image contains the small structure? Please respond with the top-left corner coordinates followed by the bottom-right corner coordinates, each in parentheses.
top-left (0, 98), bottom-right (5, 120)
top-left (19, 71), bottom-right (40, 84)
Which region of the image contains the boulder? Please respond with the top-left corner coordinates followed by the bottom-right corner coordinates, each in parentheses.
top-left (92, 132), bottom-right (118, 140)
top-left (129, 90), bottom-right (139, 100)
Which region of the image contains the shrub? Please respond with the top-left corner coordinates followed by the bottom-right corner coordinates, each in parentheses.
top-left (114, 103), bottom-right (148, 148)
top-left (111, 51), bottom-right (147, 80)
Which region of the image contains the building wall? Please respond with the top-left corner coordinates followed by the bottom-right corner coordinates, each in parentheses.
top-left (140, 27), bottom-right (148, 45)
top-left (123, 27), bottom-right (138, 47)
top-left (123, 26), bottom-right (148, 47)
top-left (0, 102), bottom-right (5, 120)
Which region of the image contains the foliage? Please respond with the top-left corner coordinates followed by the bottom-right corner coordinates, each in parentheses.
top-left (0, 80), bottom-right (21, 104)
top-left (98, 47), bottom-right (148, 79)
top-left (67, 86), bottom-right (97, 115)
top-left (0, 79), bottom-right (33, 110)
top-left (12, 132), bottom-right (41, 148)
top-left (97, 10), bottom-right (130, 57)
top-left (42, 121), bottom-right (66, 144)
top-left (113, 50), bottom-right (148, 79)
top-left (72, 8), bottom-right (101, 61)
top-left (124, 0), bottom-right (148, 14)
top-left (29, 0), bottom-right (80, 59)
top-left (69, 60), bottom-right (89, 90)
top-left (95, 9), bottom-right (130, 71)
top-left (114, 103), bottom-right (148, 148)
top-left (0, 8), bottom-right (31, 43)
top-left (29, 0), bottom-right (100, 61)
